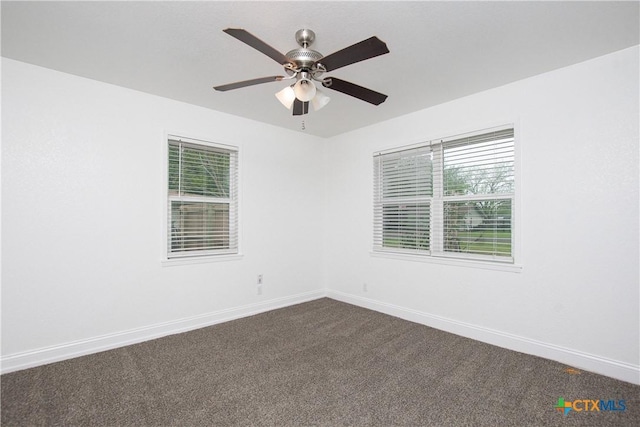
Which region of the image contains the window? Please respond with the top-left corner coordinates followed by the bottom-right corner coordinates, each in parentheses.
top-left (374, 127), bottom-right (515, 263)
top-left (167, 136), bottom-right (238, 258)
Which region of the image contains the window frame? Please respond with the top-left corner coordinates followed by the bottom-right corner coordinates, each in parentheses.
top-left (373, 125), bottom-right (520, 270)
top-left (163, 134), bottom-right (240, 264)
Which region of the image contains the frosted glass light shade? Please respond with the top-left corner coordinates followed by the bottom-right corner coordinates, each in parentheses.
top-left (311, 89), bottom-right (331, 111)
top-left (275, 86), bottom-right (296, 109)
top-left (293, 79), bottom-right (316, 102)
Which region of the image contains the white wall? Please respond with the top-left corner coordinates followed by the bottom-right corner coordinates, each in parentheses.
top-left (323, 46), bottom-right (639, 384)
top-left (1, 58), bottom-right (325, 369)
top-left (3, 46), bottom-right (639, 384)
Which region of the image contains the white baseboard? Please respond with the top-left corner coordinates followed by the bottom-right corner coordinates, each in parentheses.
top-left (4, 289), bottom-right (638, 386)
top-left (1, 290), bottom-right (325, 375)
top-left (326, 290), bottom-right (640, 385)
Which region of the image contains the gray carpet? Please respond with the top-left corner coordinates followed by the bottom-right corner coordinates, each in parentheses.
top-left (2, 298), bottom-right (638, 426)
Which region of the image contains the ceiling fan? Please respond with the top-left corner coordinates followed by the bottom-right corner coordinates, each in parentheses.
top-left (213, 28), bottom-right (389, 116)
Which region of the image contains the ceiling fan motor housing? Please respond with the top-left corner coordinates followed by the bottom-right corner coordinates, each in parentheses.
top-left (285, 29), bottom-right (324, 74)
top-left (285, 48), bottom-right (323, 70)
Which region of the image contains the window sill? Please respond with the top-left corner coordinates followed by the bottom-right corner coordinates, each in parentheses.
top-left (161, 253), bottom-right (244, 267)
top-left (370, 251), bottom-right (523, 273)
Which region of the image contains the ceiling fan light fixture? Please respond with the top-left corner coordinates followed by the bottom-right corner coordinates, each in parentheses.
top-left (275, 85), bottom-right (296, 109)
top-left (311, 89), bottom-right (331, 111)
top-left (293, 77), bottom-right (316, 102)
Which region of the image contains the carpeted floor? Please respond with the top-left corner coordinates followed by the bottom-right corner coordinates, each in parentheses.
top-left (2, 298), bottom-right (638, 426)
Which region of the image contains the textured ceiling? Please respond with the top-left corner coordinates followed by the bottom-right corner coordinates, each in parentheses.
top-left (2, 1), bottom-right (638, 138)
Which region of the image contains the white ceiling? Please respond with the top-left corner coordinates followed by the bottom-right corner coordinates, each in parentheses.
top-left (2, 1), bottom-right (638, 138)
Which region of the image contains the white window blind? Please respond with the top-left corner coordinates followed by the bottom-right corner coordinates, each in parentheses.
top-left (374, 127), bottom-right (515, 263)
top-left (437, 128), bottom-right (514, 261)
top-left (374, 146), bottom-right (432, 254)
top-left (167, 137), bottom-right (238, 258)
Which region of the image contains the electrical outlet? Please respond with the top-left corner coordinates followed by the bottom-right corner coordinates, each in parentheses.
top-left (257, 274), bottom-right (263, 285)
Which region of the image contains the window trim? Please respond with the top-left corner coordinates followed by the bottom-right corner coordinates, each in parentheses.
top-left (372, 123), bottom-right (521, 270)
top-left (162, 132), bottom-right (241, 264)
top-left (370, 249), bottom-right (523, 272)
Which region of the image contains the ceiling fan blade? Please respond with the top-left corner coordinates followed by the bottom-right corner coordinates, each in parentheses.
top-left (318, 36), bottom-right (389, 72)
top-left (292, 99), bottom-right (309, 116)
top-left (322, 78), bottom-right (388, 105)
top-left (223, 28), bottom-right (291, 65)
top-left (213, 76), bottom-right (284, 92)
